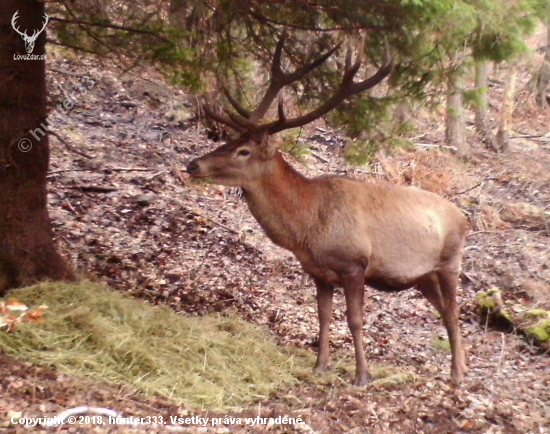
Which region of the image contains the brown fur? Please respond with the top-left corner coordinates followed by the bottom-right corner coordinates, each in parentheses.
top-left (187, 136), bottom-right (468, 386)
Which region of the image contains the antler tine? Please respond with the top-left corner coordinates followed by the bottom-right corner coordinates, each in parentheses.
top-left (11, 11), bottom-right (25, 37)
top-left (31, 14), bottom-right (49, 38)
top-left (263, 46), bottom-right (394, 136)
top-left (344, 42), bottom-right (353, 74)
top-left (343, 38), bottom-right (364, 83)
top-left (203, 103), bottom-right (247, 133)
top-left (226, 110), bottom-right (258, 131)
top-left (248, 29), bottom-right (340, 124)
top-left (38, 13), bottom-right (49, 35)
top-left (271, 27), bottom-right (288, 77)
top-left (277, 95), bottom-right (286, 123)
top-left (30, 14), bottom-right (50, 38)
top-left (222, 87), bottom-right (251, 119)
top-left (286, 43), bottom-right (341, 84)
top-left (383, 37), bottom-right (391, 65)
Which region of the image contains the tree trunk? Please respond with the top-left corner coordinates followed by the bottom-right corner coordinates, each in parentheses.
top-left (535, 22), bottom-right (550, 109)
top-left (474, 61), bottom-right (495, 148)
top-left (445, 71), bottom-right (468, 157)
top-left (0, 0), bottom-right (75, 295)
top-left (496, 65), bottom-right (517, 153)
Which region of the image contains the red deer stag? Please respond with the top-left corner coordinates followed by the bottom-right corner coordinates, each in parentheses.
top-left (187, 31), bottom-right (468, 386)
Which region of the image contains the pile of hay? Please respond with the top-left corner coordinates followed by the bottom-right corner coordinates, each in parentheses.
top-left (0, 281), bottom-right (314, 409)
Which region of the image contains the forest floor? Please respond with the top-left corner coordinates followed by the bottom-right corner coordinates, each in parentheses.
top-left (1, 45), bottom-right (549, 433)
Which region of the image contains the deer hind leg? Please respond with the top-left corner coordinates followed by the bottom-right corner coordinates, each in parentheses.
top-left (417, 271), bottom-right (466, 385)
top-left (437, 269), bottom-right (467, 385)
top-left (342, 270), bottom-right (370, 386)
top-left (313, 277), bottom-right (334, 374)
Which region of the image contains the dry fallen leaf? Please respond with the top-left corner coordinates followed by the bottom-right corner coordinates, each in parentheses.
top-left (5, 298), bottom-right (29, 312)
top-left (21, 305), bottom-right (48, 323)
top-left (0, 299), bottom-right (47, 332)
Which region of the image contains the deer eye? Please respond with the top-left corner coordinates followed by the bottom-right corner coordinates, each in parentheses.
top-left (237, 149), bottom-right (250, 157)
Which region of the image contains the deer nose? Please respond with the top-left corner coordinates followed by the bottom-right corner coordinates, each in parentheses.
top-left (186, 161), bottom-right (200, 174)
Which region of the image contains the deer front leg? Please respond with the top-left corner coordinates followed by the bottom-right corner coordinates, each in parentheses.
top-left (342, 270), bottom-right (370, 386)
top-left (313, 277), bottom-right (334, 374)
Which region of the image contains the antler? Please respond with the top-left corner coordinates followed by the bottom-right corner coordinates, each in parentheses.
top-left (264, 41), bottom-right (394, 135)
top-left (204, 31), bottom-right (393, 136)
top-left (11, 11), bottom-right (26, 38)
top-left (31, 14), bottom-right (49, 39)
top-left (11, 11), bottom-right (49, 39)
top-left (204, 29), bottom-right (341, 133)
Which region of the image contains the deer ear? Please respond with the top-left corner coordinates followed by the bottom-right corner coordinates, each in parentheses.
top-left (259, 132), bottom-right (277, 159)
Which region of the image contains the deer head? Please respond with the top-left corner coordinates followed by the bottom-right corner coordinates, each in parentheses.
top-left (12, 11), bottom-right (49, 54)
top-left (187, 30), bottom-right (393, 185)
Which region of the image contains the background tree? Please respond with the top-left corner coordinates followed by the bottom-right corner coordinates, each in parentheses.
top-left (472, 57), bottom-right (494, 147)
top-left (534, 21), bottom-right (550, 108)
top-left (496, 64), bottom-right (518, 152)
top-left (0, 0), bottom-right (75, 295)
top-left (446, 69), bottom-right (468, 156)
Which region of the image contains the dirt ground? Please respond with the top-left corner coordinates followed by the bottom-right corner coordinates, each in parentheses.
top-left (1, 45), bottom-right (549, 433)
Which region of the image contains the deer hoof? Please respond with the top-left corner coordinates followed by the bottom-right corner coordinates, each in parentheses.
top-left (451, 369), bottom-right (465, 386)
top-left (353, 372), bottom-right (371, 387)
top-left (314, 364), bottom-right (331, 375)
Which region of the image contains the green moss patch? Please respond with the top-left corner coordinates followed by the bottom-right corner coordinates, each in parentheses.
top-left (0, 281), bottom-right (316, 409)
top-left (526, 320), bottom-right (550, 343)
top-left (476, 287), bottom-right (504, 311)
top-left (432, 336), bottom-right (451, 352)
top-left (476, 287), bottom-right (550, 350)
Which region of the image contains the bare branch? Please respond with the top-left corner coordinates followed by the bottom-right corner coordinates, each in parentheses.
top-left (49, 17), bottom-right (172, 44)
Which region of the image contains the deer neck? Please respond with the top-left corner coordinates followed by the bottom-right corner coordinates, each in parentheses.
top-left (242, 152), bottom-right (317, 251)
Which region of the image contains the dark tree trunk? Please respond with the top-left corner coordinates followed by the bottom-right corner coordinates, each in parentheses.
top-left (0, 0), bottom-right (74, 294)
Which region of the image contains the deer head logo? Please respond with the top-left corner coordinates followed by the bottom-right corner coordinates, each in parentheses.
top-left (11, 11), bottom-right (49, 54)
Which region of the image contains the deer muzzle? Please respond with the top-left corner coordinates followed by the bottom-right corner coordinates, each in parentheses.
top-left (186, 158), bottom-right (210, 178)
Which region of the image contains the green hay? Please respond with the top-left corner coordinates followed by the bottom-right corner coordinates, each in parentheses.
top-left (0, 281), bottom-right (315, 409)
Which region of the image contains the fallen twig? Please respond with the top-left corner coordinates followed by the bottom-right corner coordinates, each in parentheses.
top-left (414, 143), bottom-right (458, 151)
top-left (312, 152), bottom-right (331, 164)
top-left (48, 130), bottom-right (93, 159)
top-left (455, 182), bottom-right (483, 195)
top-left (66, 185), bottom-right (119, 193)
top-left (48, 167), bottom-right (156, 177)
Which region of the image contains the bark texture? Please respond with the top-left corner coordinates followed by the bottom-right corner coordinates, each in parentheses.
top-left (445, 72), bottom-right (467, 157)
top-left (535, 23), bottom-right (550, 109)
top-left (0, 0), bottom-right (75, 295)
top-left (474, 61), bottom-right (496, 149)
top-left (496, 65), bottom-right (517, 153)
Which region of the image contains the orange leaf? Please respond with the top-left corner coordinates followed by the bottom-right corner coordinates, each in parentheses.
top-left (21, 305), bottom-right (48, 323)
top-left (5, 299), bottom-right (28, 312)
top-left (0, 312), bottom-right (20, 332)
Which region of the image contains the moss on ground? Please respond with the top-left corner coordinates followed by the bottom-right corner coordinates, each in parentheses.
top-left (476, 287), bottom-right (503, 310)
top-left (476, 287), bottom-right (550, 350)
top-left (525, 319), bottom-right (550, 344)
top-left (432, 336), bottom-right (451, 352)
